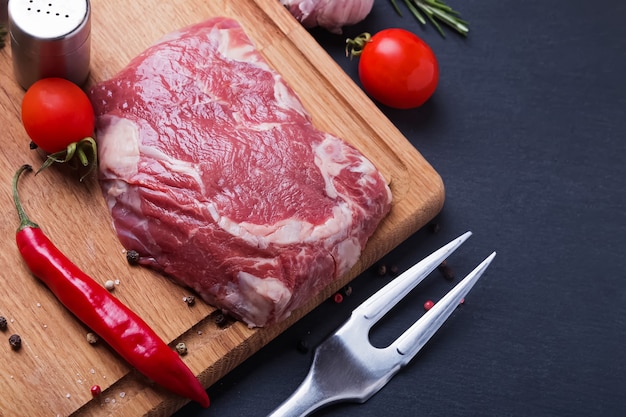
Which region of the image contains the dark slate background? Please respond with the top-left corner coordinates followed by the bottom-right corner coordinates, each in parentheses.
top-left (176, 1), bottom-right (626, 416)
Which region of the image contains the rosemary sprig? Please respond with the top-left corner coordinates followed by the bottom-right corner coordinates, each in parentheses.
top-left (390, 0), bottom-right (469, 37)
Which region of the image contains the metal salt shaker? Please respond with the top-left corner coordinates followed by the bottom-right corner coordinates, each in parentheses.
top-left (8, 0), bottom-right (91, 90)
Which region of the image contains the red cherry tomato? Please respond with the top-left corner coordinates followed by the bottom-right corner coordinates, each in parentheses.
top-left (355, 29), bottom-right (439, 109)
top-left (21, 78), bottom-right (95, 154)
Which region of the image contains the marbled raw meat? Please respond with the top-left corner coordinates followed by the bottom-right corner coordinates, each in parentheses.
top-left (89, 17), bottom-right (392, 327)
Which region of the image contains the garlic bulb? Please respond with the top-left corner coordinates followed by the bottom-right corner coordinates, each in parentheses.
top-left (280, 0), bottom-right (374, 34)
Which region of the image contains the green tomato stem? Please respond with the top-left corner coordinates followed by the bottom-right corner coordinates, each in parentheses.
top-left (345, 33), bottom-right (372, 59)
top-left (36, 137), bottom-right (98, 182)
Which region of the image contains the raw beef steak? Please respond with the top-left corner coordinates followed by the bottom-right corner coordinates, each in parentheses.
top-left (89, 17), bottom-right (392, 327)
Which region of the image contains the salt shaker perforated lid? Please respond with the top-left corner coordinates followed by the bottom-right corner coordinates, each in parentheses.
top-left (8, 0), bottom-right (91, 90)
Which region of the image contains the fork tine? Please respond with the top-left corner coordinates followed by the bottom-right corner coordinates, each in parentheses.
top-left (393, 251), bottom-right (497, 361)
top-left (356, 231), bottom-right (473, 323)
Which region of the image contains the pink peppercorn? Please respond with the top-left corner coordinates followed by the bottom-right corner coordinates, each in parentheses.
top-left (423, 300), bottom-right (435, 311)
top-left (90, 385), bottom-right (102, 397)
top-left (333, 293), bottom-right (344, 303)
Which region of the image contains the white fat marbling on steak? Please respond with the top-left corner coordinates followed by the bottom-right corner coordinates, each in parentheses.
top-left (89, 17), bottom-right (391, 327)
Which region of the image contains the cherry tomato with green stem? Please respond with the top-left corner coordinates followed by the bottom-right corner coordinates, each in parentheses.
top-left (21, 77), bottom-right (97, 177)
top-left (21, 77), bottom-right (95, 153)
top-left (347, 29), bottom-right (439, 109)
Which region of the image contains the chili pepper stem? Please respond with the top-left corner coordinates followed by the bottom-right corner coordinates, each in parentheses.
top-left (12, 165), bottom-right (39, 231)
top-left (11, 163), bottom-right (210, 407)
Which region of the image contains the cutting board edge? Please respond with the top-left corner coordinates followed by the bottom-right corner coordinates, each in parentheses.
top-left (69, 177), bottom-right (445, 417)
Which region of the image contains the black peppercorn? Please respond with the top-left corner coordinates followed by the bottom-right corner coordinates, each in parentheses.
top-left (296, 339), bottom-right (309, 353)
top-left (126, 250), bottom-right (140, 265)
top-left (0, 316), bottom-right (7, 331)
top-left (9, 334), bottom-right (22, 350)
top-left (214, 312), bottom-right (227, 327)
top-left (438, 260), bottom-right (455, 281)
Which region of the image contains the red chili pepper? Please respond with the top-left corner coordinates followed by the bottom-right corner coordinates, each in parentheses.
top-left (12, 165), bottom-right (209, 408)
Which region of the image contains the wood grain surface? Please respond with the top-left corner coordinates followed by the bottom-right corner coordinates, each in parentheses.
top-left (0, 1), bottom-right (444, 416)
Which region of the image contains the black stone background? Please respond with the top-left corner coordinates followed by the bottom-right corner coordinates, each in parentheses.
top-left (176, 1), bottom-right (626, 416)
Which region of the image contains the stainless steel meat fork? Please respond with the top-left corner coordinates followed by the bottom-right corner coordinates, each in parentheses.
top-left (267, 231), bottom-right (496, 417)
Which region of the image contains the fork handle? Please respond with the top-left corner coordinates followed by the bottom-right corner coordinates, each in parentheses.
top-left (266, 372), bottom-right (327, 417)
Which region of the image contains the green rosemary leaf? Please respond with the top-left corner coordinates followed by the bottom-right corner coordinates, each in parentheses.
top-left (391, 0), bottom-right (469, 37)
top-left (424, 9), bottom-right (446, 38)
top-left (390, 0), bottom-right (403, 15)
top-left (403, 0), bottom-right (427, 25)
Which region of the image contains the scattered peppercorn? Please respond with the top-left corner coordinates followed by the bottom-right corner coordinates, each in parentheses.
top-left (437, 260), bottom-right (455, 281)
top-left (9, 334), bottom-right (22, 350)
top-left (296, 338), bottom-right (309, 353)
top-left (389, 264), bottom-right (399, 276)
top-left (86, 332), bottom-right (99, 344)
top-left (29, 141), bottom-right (38, 150)
top-left (333, 293), bottom-right (344, 303)
top-left (126, 250), bottom-right (140, 265)
top-left (104, 280), bottom-right (115, 291)
top-left (0, 316), bottom-right (7, 331)
top-left (343, 285), bottom-right (353, 297)
top-left (429, 222), bottom-right (440, 234)
top-left (214, 312), bottom-right (227, 328)
top-left (376, 263), bottom-right (387, 276)
top-left (12, 165), bottom-right (210, 407)
top-left (90, 385), bottom-right (102, 397)
top-left (183, 295), bottom-right (196, 306)
top-left (175, 342), bottom-right (188, 355)
top-left (423, 300), bottom-right (435, 311)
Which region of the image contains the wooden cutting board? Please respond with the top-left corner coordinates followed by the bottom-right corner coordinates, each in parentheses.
top-left (0, 1), bottom-right (444, 416)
